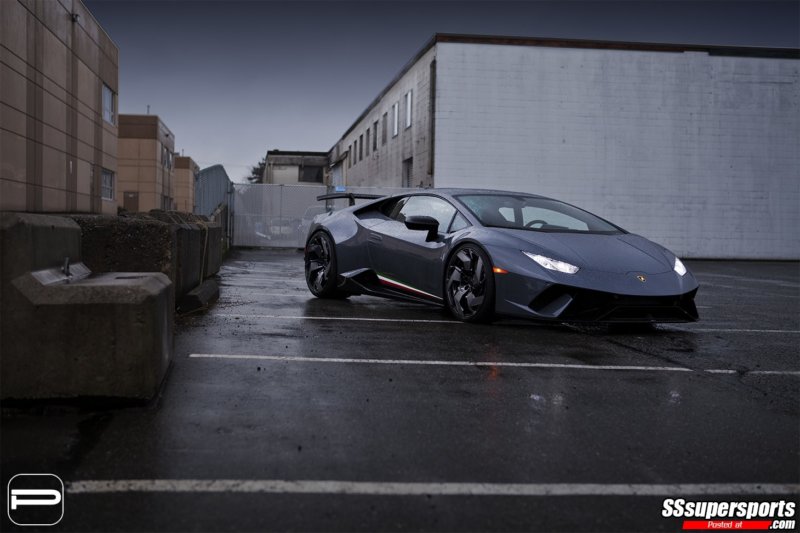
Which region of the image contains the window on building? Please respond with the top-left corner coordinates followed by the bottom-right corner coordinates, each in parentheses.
top-left (301, 165), bottom-right (324, 183)
top-left (161, 146), bottom-right (174, 169)
top-left (348, 144), bottom-right (352, 167)
top-left (373, 121), bottom-right (378, 151)
top-left (353, 139), bottom-right (358, 165)
top-left (101, 168), bottom-right (114, 200)
top-left (102, 84), bottom-right (116, 125)
top-left (405, 90), bottom-right (412, 128)
top-left (365, 129), bottom-right (370, 156)
top-left (392, 102), bottom-right (399, 137)
top-left (382, 113), bottom-right (388, 145)
top-left (359, 134), bottom-right (364, 160)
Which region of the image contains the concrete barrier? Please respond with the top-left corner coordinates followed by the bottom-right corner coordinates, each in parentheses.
top-left (145, 211), bottom-right (223, 283)
top-left (0, 212), bottom-right (173, 400)
top-left (69, 214), bottom-right (177, 307)
top-left (67, 213), bottom-right (223, 311)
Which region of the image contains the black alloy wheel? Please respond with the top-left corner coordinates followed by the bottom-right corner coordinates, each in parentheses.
top-left (444, 244), bottom-right (495, 322)
top-left (305, 231), bottom-right (347, 298)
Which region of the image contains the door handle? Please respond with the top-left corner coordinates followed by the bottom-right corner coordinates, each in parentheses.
top-left (368, 233), bottom-right (383, 243)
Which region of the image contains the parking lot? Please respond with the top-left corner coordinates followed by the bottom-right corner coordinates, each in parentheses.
top-left (2, 249), bottom-right (798, 532)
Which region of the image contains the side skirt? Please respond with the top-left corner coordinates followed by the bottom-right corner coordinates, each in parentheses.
top-left (338, 269), bottom-right (443, 307)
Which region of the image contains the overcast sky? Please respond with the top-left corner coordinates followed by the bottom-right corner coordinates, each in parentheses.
top-left (85, 0), bottom-right (799, 183)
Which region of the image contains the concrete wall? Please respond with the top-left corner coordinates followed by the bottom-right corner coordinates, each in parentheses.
top-left (1, 0), bottom-right (118, 214)
top-left (270, 165), bottom-right (300, 185)
top-left (332, 47), bottom-right (436, 188)
top-left (117, 115), bottom-right (176, 212)
top-left (433, 42), bottom-right (800, 259)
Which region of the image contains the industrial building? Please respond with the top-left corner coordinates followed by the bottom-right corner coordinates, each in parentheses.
top-left (174, 155), bottom-right (199, 213)
top-left (262, 150), bottom-right (328, 185)
top-left (117, 114), bottom-right (175, 212)
top-left (1, 0), bottom-right (119, 214)
top-left (330, 34), bottom-right (800, 259)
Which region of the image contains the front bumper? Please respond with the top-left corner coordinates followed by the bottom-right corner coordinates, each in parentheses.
top-left (526, 284), bottom-right (699, 323)
top-left (494, 269), bottom-right (700, 323)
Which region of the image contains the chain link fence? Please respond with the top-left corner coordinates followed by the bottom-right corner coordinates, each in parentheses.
top-left (232, 184), bottom-right (417, 248)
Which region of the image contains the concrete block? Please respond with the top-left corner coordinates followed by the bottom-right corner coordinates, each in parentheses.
top-left (145, 210), bottom-right (223, 282)
top-left (68, 214), bottom-right (177, 307)
top-left (0, 212), bottom-right (81, 286)
top-left (68, 212), bottom-right (223, 310)
top-left (0, 212), bottom-right (173, 400)
top-left (177, 279), bottom-right (220, 314)
top-left (173, 222), bottom-right (204, 295)
top-left (203, 224), bottom-right (223, 278)
top-left (2, 271), bottom-right (172, 399)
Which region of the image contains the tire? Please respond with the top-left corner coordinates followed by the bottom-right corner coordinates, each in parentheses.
top-left (304, 231), bottom-right (348, 299)
top-left (444, 244), bottom-right (495, 323)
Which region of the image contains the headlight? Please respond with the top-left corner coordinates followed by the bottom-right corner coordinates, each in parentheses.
top-left (523, 252), bottom-right (579, 274)
top-left (674, 257), bottom-right (687, 276)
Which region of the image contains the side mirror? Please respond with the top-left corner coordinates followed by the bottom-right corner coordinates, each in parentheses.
top-left (404, 215), bottom-right (439, 241)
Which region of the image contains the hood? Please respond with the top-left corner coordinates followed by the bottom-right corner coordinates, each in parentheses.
top-left (494, 229), bottom-right (673, 274)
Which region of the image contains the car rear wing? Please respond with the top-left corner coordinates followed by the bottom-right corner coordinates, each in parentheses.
top-left (316, 193), bottom-right (385, 207)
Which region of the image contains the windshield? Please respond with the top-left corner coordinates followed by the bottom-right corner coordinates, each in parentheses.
top-left (456, 194), bottom-right (625, 234)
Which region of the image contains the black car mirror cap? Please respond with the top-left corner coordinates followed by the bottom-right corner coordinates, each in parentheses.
top-left (404, 215), bottom-right (439, 241)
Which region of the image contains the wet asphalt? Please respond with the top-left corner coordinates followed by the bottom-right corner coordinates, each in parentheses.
top-left (2, 249), bottom-right (798, 532)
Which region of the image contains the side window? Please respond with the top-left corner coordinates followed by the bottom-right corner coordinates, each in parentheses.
top-left (448, 212), bottom-right (470, 233)
top-left (381, 197), bottom-right (408, 219)
top-left (397, 196), bottom-right (456, 230)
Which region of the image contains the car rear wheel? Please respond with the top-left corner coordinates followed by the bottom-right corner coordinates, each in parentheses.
top-left (444, 244), bottom-right (495, 322)
top-left (305, 231), bottom-right (348, 299)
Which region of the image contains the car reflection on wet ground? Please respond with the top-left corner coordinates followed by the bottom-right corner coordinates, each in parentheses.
top-left (2, 249), bottom-right (798, 532)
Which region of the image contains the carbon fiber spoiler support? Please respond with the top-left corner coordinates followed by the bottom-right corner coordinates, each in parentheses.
top-left (316, 193), bottom-right (385, 207)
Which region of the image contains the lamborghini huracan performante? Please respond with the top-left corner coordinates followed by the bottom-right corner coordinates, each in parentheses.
top-left (303, 189), bottom-right (699, 323)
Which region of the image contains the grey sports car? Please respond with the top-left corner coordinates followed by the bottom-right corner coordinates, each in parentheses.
top-left (303, 189), bottom-right (699, 323)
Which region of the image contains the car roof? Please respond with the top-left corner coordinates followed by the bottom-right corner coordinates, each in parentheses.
top-left (403, 188), bottom-right (549, 200)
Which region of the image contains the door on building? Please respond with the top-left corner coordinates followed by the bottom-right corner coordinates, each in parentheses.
top-left (402, 157), bottom-right (413, 188)
top-left (123, 191), bottom-right (139, 212)
top-left (331, 163), bottom-right (344, 188)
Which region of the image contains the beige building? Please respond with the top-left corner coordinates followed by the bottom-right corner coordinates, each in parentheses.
top-left (263, 150), bottom-right (327, 185)
top-left (117, 115), bottom-right (176, 212)
top-left (174, 156), bottom-right (198, 213)
top-left (1, 0), bottom-right (119, 214)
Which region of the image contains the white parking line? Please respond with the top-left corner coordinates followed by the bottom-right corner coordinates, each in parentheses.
top-left (220, 292), bottom-right (310, 298)
top-left (67, 479), bottom-right (800, 496)
top-left (696, 272), bottom-right (800, 288)
top-left (188, 354), bottom-right (800, 377)
top-left (694, 282), bottom-right (796, 298)
top-left (217, 314), bottom-right (460, 324)
top-left (669, 327), bottom-right (800, 334)
top-left (221, 277), bottom-right (307, 283)
top-left (215, 314), bottom-right (800, 334)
